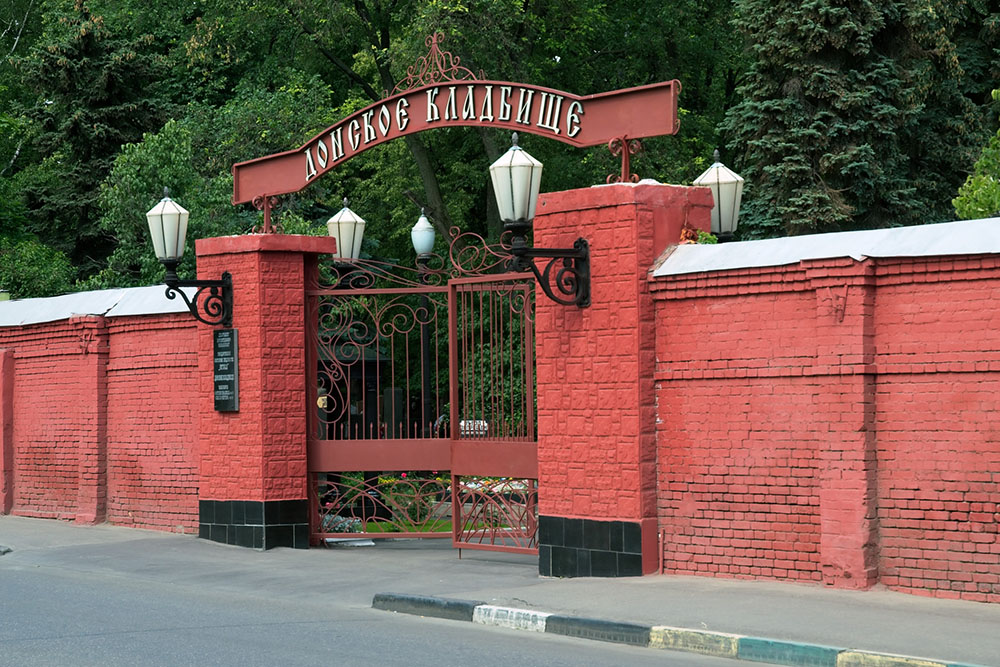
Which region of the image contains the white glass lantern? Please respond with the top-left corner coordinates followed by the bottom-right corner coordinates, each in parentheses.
top-left (326, 199), bottom-right (366, 260)
top-left (693, 150), bottom-right (744, 236)
top-left (410, 209), bottom-right (436, 256)
top-left (489, 133), bottom-right (543, 223)
top-left (145, 191), bottom-right (190, 262)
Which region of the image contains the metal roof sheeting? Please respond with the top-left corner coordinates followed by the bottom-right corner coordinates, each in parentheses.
top-left (0, 285), bottom-right (194, 327)
top-left (653, 218), bottom-right (1000, 277)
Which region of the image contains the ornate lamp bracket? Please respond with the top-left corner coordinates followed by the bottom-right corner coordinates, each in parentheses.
top-left (162, 260), bottom-right (234, 327)
top-left (505, 221), bottom-right (590, 308)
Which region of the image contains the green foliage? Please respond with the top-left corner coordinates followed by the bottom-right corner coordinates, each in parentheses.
top-left (696, 231), bottom-right (718, 244)
top-left (1, 0), bottom-right (999, 296)
top-left (88, 71), bottom-right (338, 289)
top-left (12, 0), bottom-right (171, 275)
top-left (954, 90), bottom-right (1000, 220)
top-left (724, 0), bottom-right (993, 238)
top-left (0, 235), bottom-right (73, 298)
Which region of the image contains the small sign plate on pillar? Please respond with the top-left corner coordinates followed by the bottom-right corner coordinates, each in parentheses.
top-left (213, 329), bottom-right (239, 412)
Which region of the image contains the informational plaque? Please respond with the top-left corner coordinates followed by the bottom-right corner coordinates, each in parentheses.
top-left (213, 329), bottom-right (239, 412)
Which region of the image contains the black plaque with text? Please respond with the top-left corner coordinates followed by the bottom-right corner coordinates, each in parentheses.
top-left (213, 329), bottom-right (239, 412)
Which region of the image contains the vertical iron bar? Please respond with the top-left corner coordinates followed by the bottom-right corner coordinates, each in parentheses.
top-left (305, 255), bottom-right (320, 541)
top-left (525, 284), bottom-right (535, 441)
top-left (421, 281), bottom-right (432, 438)
top-left (448, 281), bottom-right (460, 547)
top-left (478, 288), bottom-right (485, 435)
top-left (434, 295), bottom-right (442, 435)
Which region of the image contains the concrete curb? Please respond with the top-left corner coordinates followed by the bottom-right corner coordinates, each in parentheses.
top-left (372, 593), bottom-right (990, 667)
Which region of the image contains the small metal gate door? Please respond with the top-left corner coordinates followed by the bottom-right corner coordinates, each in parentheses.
top-left (307, 234), bottom-right (538, 553)
top-left (448, 274), bottom-right (537, 553)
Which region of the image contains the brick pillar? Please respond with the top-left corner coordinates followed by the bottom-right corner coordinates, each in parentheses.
top-left (73, 315), bottom-right (109, 524)
top-left (0, 349), bottom-right (13, 514)
top-left (194, 234), bottom-right (337, 549)
top-left (533, 183), bottom-right (712, 576)
top-left (808, 260), bottom-right (880, 588)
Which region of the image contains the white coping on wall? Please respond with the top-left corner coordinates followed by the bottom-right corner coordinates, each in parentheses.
top-left (653, 217), bottom-right (1000, 277)
top-left (0, 285), bottom-right (195, 327)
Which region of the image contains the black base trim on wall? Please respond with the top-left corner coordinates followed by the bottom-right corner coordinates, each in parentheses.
top-left (198, 499), bottom-right (309, 550)
top-left (538, 516), bottom-right (643, 577)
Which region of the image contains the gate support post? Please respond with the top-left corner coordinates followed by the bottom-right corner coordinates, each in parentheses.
top-left (194, 234), bottom-right (337, 549)
top-left (533, 183), bottom-right (712, 576)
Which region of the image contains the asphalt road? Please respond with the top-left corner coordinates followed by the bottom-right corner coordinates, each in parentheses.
top-left (1, 562), bottom-right (762, 666)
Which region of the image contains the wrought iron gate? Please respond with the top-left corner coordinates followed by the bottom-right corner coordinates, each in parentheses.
top-left (306, 230), bottom-right (538, 553)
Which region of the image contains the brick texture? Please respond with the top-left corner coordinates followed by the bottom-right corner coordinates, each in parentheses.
top-left (533, 183), bottom-right (712, 574)
top-left (652, 253), bottom-right (1000, 600)
top-left (105, 315), bottom-right (199, 531)
top-left (194, 235), bottom-right (336, 504)
top-left (0, 311), bottom-right (199, 531)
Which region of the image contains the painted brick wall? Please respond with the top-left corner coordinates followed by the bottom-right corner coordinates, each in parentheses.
top-left (105, 315), bottom-right (199, 530)
top-left (533, 184), bottom-right (712, 521)
top-left (0, 311), bottom-right (199, 531)
top-left (872, 258), bottom-right (1000, 602)
top-left (194, 235), bottom-right (335, 504)
top-left (533, 183), bottom-right (713, 574)
top-left (652, 254), bottom-right (1000, 600)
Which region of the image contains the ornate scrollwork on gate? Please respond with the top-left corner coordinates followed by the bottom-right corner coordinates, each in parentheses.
top-left (309, 226), bottom-right (538, 552)
top-left (317, 473), bottom-right (452, 537)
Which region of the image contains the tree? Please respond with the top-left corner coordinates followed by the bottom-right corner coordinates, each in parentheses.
top-left (723, 0), bottom-right (993, 238)
top-left (13, 0), bottom-right (171, 276)
top-left (0, 234), bottom-right (73, 298)
top-left (954, 89), bottom-right (1000, 220)
top-left (89, 71), bottom-right (339, 289)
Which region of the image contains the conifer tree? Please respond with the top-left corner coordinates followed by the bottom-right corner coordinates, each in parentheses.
top-left (724, 0), bottom-right (992, 238)
top-left (14, 0), bottom-right (169, 275)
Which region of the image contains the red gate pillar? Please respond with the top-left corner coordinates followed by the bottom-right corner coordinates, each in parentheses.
top-left (533, 183), bottom-right (712, 576)
top-left (194, 234), bottom-right (337, 549)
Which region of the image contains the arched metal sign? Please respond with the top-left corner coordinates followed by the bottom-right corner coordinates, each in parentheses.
top-left (231, 34), bottom-right (680, 206)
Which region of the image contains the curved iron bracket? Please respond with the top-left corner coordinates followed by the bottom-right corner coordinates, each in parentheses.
top-left (506, 222), bottom-right (590, 308)
top-left (162, 262), bottom-right (233, 327)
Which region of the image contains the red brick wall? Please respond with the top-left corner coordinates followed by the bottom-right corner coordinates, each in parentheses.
top-left (105, 315), bottom-right (199, 530)
top-left (533, 183), bottom-right (713, 573)
top-left (0, 311), bottom-right (199, 531)
top-left (652, 254), bottom-right (1000, 601)
top-left (194, 234), bottom-right (336, 503)
top-left (873, 258), bottom-right (1000, 601)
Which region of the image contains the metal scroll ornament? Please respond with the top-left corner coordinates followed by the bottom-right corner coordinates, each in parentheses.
top-left (505, 221), bottom-right (591, 308)
top-left (391, 32), bottom-right (484, 96)
top-left (162, 260), bottom-right (233, 327)
top-left (606, 135), bottom-right (643, 184)
top-left (251, 195), bottom-right (283, 234)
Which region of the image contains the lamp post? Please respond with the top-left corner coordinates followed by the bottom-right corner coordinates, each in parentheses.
top-left (411, 209), bottom-right (436, 437)
top-left (693, 149), bottom-right (744, 241)
top-left (146, 188), bottom-right (233, 327)
top-left (489, 133), bottom-right (590, 307)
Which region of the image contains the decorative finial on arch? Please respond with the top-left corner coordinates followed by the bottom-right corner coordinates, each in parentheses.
top-left (390, 32), bottom-right (485, 96)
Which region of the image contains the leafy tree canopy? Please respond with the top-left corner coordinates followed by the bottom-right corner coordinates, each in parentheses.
top-left (954, 89), bottom-right (1000, 220)
top-left (0, 0), bottom-right (996, 297)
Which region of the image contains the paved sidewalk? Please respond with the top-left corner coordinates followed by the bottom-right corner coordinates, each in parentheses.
top-left (1, 516), bottom-right (998, 666)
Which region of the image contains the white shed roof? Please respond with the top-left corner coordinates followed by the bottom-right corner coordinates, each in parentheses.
top-left (0, 285), bottom-right (194, 327)
top-left (653, 218), bottom-right (1000, 277)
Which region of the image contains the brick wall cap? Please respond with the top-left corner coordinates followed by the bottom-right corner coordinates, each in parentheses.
top-left (196, 234), bottom-right (338, 257)
top-left (537, 182), bottom-right (714, 215)
top-left (0, 285), bottom-right (189, 328)
top-left (653, 216), bottom-right (1000, 279)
